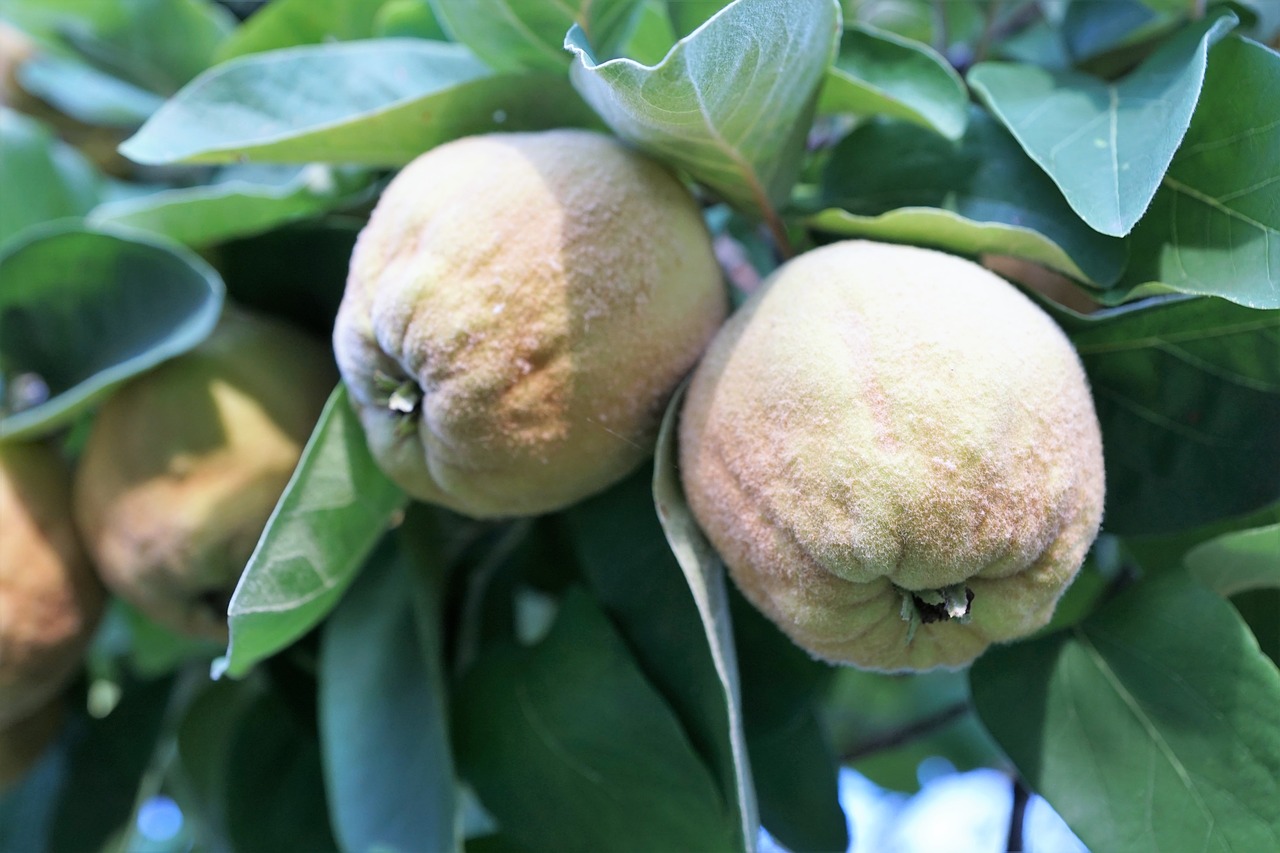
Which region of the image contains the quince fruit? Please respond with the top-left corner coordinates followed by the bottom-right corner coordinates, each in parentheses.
top-left (679, 241), bottom-right (1105, 671)
top-left (73, 308), bottom-right (333, 640)
top-left (334, 129), bottom-right (727, 518)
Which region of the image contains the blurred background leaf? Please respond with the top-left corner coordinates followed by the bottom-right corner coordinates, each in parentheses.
top-left (0, 223), bottom-right (223, 441)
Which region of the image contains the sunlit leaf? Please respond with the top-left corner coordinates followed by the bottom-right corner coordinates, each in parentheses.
top-left (120, 39), bottom-right (598, 166)
top-left (567, 0), bottom-right (841, 217)
top-left (1122, 36), bottom-right (1280, 309)
top-left (972, 572), bottom-right (1280, 853)
top-left (970, 11), bottom-right (1237, 236)
top-left (217, 384), bottom-right (407, 678)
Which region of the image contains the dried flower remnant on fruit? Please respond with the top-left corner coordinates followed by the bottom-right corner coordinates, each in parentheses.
top-left (679, 240), bottom-right (1105, 672)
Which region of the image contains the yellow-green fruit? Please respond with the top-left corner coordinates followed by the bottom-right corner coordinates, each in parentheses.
top-left (74, 308), bottom-right (334, 641)
top-left (0, 443), bottom-right (103, 728)
top-left (679, 241), bottom-right (1105, 672)
top-left (0, 697), bottom-right (63, 791)
top-left (334, 129), bottom-right (728, 518)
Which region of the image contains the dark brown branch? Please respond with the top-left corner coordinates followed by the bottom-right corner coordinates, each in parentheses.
top-left (840, 700), bottom-right (970, 763)
top-left (1006, 774), bottom-right (1031, 852)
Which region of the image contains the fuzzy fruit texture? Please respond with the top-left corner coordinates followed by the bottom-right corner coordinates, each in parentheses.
top-left (74, 308), bottom-right (334, 641)
top-left (334, 129), bottom-right (728, 518)
top-left (0, 442), bottom-right (103, 727)
top-left (679, 241), bottom-right (1105, 672)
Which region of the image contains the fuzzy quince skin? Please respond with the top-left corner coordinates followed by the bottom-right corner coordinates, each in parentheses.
top-left (679, 241), bottom-right (1106, 672)
top-left (0, 442), bottom-right (103, 728)
top-left (73, 308), bottom-right (334, 641)
top-left (334, 129), bottom-right (728, 519)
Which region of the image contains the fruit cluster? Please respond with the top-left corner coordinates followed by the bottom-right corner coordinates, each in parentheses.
top-left (1, 127), bottom-right (1105, 789)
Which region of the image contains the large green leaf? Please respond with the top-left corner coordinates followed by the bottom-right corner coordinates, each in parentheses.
top-left (971, 572), bottom-right (1280, 853)
top-left (216, 0), bottom-right (389, 61)
top-left (1054, 296), bottom-right (1280, 534)
top-left (319, 522), bottom-right (459, 853)
top-left (819, 23), bottom-right (967, 140)
top-left (729, 590), bottom-right (846, 853)
top-left (226, 691), bottom-right (338, 853)
top-left (1184, 523), bottom-right (1280, 596)
top-left (430, 0), bottom-right (640, 72)
top-left (812, 108), bottom-right (1127, 286)
top-left (2, 0), bottom-right (233, 93)
top-left (566, 0), bottom-right (841, 218)
top-left (48, 677), bottom-right (176, 853)
top-left (0, 223), bottom-right (223, 441)
top-left (650, 383), bottom-right (759, 851)
top-left (89, 165), bottom-right (372, 249)
top-left (565, 468), bottom-right (755, 850)
top-left (970, 11), bottom-right (1236, 237)
top-left (1122, 36), bottom-right (1280, 309)
top-left (216, 384), bottom-right (407, 679)
top-left (0, 109), bottom-right (100, 250)
top-left (17, 54), bottom-right (164, 127)
top-left (119, 39), bottom-right (598, 166)
top-left (454, 589), bottom-right (738, 853)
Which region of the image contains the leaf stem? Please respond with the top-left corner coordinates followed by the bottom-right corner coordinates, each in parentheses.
top-left (840, 700), bottom-right (970, 763)
top-left (760, 200), bottom-right (795, 261)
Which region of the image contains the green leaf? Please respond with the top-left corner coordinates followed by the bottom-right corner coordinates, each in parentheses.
top-left (374, 0), bottom-right (448, 40)
top-left (818, 23), bottom-right (967, 140)
top-left (971, 572), bottom-right (1280, 853)
top-left (1061, 0), bottom-right (1160, 63)
top-left (564, 466), bottom-right (755, 852)
top-left (217, 384), bottom-right (407, 679)
top-left (1121, 36), bottom-right (1280, 309)
top-left (1056, 296), bottom-right (1280, 534)
top-left (89, 165), bottom-right (372, 249)
top-left (730, 590), bottom-right (846, 853)
top-left (616, 0), bottom-right (678, 66)
top-left (0, 223), bottom-right (223, 441)
top-left (226, 691), bottom-right (338, 853)
top-left (650, 383), bottom-right (759, 851)
top-left (48, 677), bottom-right (176, 853)
top-left (216, 0), bottom-right (389, 61)
top-left (812, 108), bottom-right (1127, 286)
top-left (1185, 523), bottom-right (1280, 596)
top-left (119, 39), bottom-right (598, 166)
top-left (566, 0), bottom-right (841, 216)
top-left (17, 55), bottom-right (164, 127)
top-left (666, 0), bottom-right (727, 37)
top-left (320, 523), bottom-right (459, 853)
top-left (430, 0), bottom-right (640, 71)
top-left (0, 109), bottom-right (101, 250)
top-left (53, 0), bottom-right (234, 94)
top-left (454, 588), bottom-right (738, 853)
top-left (970, 11), bottom-right (1237, 237)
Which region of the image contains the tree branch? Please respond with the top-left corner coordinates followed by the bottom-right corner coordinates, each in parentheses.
top-left (1006, 774), bottom-right (1031, 852)
top-left (840, 700), bottom-right (970, 763)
